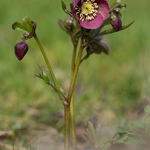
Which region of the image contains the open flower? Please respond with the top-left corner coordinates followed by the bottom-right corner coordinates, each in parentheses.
top-left (70, 0), bottom-right (110, 29)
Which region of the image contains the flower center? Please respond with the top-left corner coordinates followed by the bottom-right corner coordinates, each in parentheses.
top-left (75, 0), bottom-right (99, 22)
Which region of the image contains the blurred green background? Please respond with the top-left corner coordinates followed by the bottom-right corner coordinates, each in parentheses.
top-left (0, 0), bottom-right (150, 147)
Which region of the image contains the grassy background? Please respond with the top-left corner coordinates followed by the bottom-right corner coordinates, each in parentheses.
top-left (0, 0), bottom-right (150, 147)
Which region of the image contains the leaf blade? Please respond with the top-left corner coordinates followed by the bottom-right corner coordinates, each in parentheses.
top-left (22, 16), bottom-right (33, 33)
top-left (97, 20), bottom-right (135, 36)
top-left (12, 22), bottom-right (27, 32)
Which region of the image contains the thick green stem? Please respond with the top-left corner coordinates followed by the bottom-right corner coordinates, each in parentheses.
top-left (65, 39), bottom-right (84, 150)
top-left (70, 45), bottom-right (77, 149)
top-left (64, 105), bottom-right (70, 150)
top-left (34, 33), bottom-right (60, 90)
top-left (67, 40), bottom-right (84, 105)
top-left (65, 44), bottom-right (77, 150)
top-left (70, 96), bottom-right (76, 149)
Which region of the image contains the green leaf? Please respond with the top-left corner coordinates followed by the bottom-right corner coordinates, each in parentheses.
top-left (61, 0), bottom-right (66, 10)
top-left (38, 64), bottom-right (54, 85)
top-left (42, 71), bottom-right (50, 84)
top-left (93, 42), bottom-right (109, 55)
top-left (97, 20), bottom-right (135, 36)
top-left (37, 65), bottom-right (67, 104)
top-left (116, 134), bottom-right (128, 143)
top-left (85, 127), bottom-right (93, 144)
top-left (117, 127), bottom-right (128, 134)
top-left (22, 16), bottom-right (33, 33)
top-left (116, 127), bottom-right (135, 136)
top-left (90, 17), bottom-right (110, 38)
top-left (58, 19), bottom-right (67, 32)
top-left (110, 0), bottom-right (126, 11)
top-left (87, 121), bottom-right (96, 144)
top-left (117, 3), bottom-right (127, 11)
top-left (12, 22), bottom-right (27, 32)
top-left (87, 41), bottom-right (109, 55)
top-left (110, 0), bottom-right (121, 9)
top-left (61, 0), bottom-right (73, 17)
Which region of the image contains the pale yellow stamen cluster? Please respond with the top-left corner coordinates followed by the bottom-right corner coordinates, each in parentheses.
top-left (75, 0), bottom-right (99, 22)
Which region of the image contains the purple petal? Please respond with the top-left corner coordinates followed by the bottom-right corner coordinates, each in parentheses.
top-left (97, 0), bottom-right (110, 20)
top-left (78, 13), bottom-right (104, 29)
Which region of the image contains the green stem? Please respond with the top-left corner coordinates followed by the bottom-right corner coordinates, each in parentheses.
top-left (70, 96), bottom-right (76, 149)
top-left (71, 46), bottom-right (77, 76)
top-left (70, 45), bottom-right (77, 149)
top-left (65, 38), bottom-right (84, 150)
top-left (67, 39), bottom-right (84, 105)
top-left (34, 33), bottom-right (60, 90)
top-left (64, 105), bottom-right (70, 150)
top-left (65, 44), bottom-right (77, 150)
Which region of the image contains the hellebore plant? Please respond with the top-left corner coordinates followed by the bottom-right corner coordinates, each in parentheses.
top-left (12, 0), bottom-right (134, 150)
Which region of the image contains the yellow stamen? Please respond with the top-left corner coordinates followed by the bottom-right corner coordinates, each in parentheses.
top-left (75, 0), bottom-right (99, 22)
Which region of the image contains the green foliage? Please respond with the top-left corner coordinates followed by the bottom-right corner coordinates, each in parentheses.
top-left (85, 108), bottom-right (150, 150)
top-left (97, 20), bottom-right (134, 36)
top-left (12, 22), bottom-right (27, 33)
top-left (12, 16), bottom-right (36, 40)
top-left (22, 16), bottom-right (33, 33)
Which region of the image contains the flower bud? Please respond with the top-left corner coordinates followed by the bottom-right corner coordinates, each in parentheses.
top-left (64, 15), bottom-right (74, 33)
top-left (110, 12), bottom-right (122, 31)
top-left (14, 40), bottom-right (28, 60)
top-left (110, 17), bottom-right (122, 31)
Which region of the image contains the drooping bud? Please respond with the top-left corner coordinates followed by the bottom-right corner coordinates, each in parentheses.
top-left (110, 12), bottom-right (122, 31)
top-left (14, 39), bottom-right (28, 60)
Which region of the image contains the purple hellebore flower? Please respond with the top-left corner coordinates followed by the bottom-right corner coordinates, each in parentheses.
top-left (70, 0), bottom-right (110, 29)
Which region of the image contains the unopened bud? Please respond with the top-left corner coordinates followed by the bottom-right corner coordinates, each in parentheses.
top-left (65, 15), bottom-right (73, 24)
top-left (110, 16), bottom-right (122, 31)
top-left (14, 40), bottom-right (28, 60)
